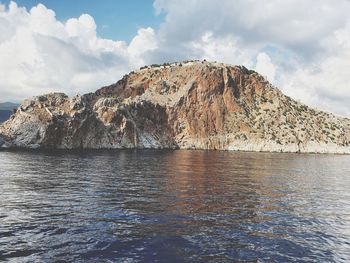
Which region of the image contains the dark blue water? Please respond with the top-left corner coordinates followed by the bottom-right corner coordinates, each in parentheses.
top-left (0, 150), bottom-right (350, 262)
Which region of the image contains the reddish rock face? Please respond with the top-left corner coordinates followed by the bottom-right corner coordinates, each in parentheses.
top-left (1, 60), bottom-right (350, 153)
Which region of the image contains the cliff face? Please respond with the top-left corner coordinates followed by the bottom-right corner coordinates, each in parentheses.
top-left (1, 61), bottom-right (350, 153)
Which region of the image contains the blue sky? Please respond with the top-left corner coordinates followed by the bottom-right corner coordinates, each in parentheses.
top-left (1, 0), bottom-right (164, 41)
top-left (0, 0), bottom-right (350, 116)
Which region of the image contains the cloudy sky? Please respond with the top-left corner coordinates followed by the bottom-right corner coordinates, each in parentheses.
top-left (0, 0), bottom-right (350, 116)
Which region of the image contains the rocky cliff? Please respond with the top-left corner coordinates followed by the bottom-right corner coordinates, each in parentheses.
top-left (1, 60), bottom-right (350, 153)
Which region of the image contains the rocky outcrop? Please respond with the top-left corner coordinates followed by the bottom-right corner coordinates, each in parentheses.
top-left (1, 60), bottom-right (350, 153)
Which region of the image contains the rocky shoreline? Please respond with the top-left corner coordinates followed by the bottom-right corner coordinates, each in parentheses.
top-left (1, 61), bottom-right (349, 153)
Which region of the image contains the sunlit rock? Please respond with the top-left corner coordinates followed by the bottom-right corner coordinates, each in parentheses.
top-left (1, 60), bottom-right (349, 153)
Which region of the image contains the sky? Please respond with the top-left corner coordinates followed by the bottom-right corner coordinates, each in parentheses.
top-left (0, 0), bottom-right (164, 41)
top-left (0, 0), bottom-right (350, 116)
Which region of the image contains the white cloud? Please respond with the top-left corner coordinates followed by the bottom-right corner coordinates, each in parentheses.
top-left (188, 32), bottom-right (253, 66)
top-left (153, 0), bottom-right (350, 116)
top-left (277, 19), bottom-right (350, 116)
top-left (154, 0), bottom-right (350, 53)
top-left (1, 1), bottom-right (350, 116)
top-left (128, 27), bottom-right (158, 67)
top-left (0, 1), bottom-right (156, 102)
top-left (255, 53), bottom-right (276, 83)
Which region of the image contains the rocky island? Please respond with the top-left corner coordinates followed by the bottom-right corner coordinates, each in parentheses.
top-left (0, 60), bottom-right (349, 153)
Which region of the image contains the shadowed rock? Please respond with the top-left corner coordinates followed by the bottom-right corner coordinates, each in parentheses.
top-left (1, 60), bottom-right (350, 153)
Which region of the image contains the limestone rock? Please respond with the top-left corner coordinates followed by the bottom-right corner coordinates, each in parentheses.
top-left (1, 60), bottom-right (349, 153)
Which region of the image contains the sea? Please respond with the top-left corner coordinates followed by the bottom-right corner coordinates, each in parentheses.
top-left (0, 150), bottom-right (350, 262)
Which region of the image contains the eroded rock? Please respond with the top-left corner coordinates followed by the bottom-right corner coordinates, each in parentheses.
top-left (1, 61), bottom-right (349, 153)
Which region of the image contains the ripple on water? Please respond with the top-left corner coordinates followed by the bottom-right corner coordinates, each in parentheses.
top-left (0, 150), bottom-right (350, 262)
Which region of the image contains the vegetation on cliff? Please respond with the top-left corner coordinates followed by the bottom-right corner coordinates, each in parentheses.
top-left (1, 60), bottom-right (349, 153)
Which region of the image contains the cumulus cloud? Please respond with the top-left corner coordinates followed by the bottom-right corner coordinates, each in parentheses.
top-left (0, 1), bottom-right (156, 101)
top-left (254, 53), bottom-right (276, 83)
top-left (128, 28), bottom-right (158, 60)
top-left (154, 0), bottom-right (350, 56)
top-left (1, 1), bottom-right (350, 116)
top-left (153, 0), bottom-right (350, 116)
top-left (280, 22), bottom-right (350, 116)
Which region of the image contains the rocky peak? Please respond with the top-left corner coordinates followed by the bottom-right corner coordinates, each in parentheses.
top-left (1, 60), bottom-right (349, 153)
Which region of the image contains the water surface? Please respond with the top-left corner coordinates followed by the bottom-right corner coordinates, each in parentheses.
top-left (0, 150), bottom-right (350, 262)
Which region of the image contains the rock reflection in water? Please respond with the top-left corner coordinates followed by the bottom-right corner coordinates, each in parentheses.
top-left (0, 150), bottom-right (350, 262)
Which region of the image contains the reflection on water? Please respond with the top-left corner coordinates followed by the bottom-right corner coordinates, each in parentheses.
top-left (0, 150), bottom-right (350, 262)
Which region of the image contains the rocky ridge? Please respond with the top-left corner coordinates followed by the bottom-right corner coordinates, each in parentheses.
top-left (1, 60), bottom-right (350, 153)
